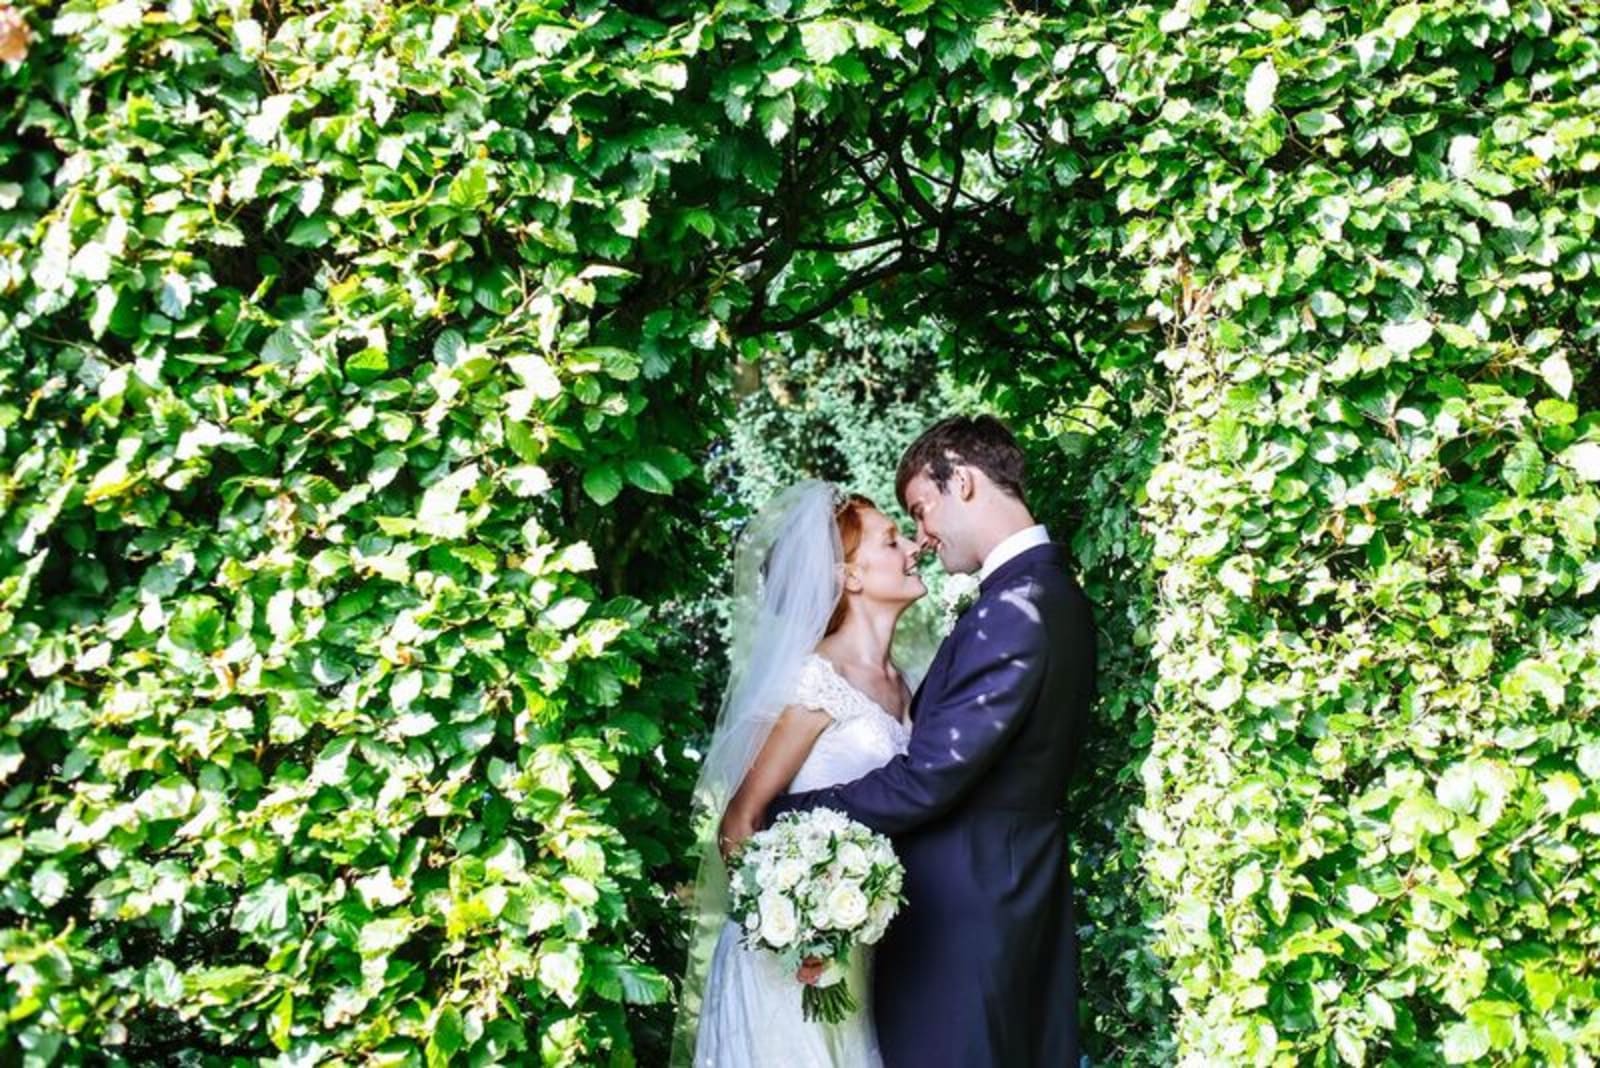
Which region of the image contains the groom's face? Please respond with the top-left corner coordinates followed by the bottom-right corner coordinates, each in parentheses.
top-left (903, 470), bottom-right (977, 575)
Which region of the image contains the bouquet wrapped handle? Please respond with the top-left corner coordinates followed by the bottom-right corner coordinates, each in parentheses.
top-left (802, 954), bottom-right (856, 1023)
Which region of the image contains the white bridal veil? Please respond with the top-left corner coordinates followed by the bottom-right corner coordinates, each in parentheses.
top-left (669, 479), bottom-right (846, 1064)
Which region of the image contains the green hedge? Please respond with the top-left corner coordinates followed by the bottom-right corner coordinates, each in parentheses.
top-left (4, 0), bottom-right (1599, 1064)
top-left (1133, 8), bottom-right (1600, 1060)
top-left (0, 2), bottom-right (725, 1062)
top-left (969, 1), bottom-right (1600, 1062)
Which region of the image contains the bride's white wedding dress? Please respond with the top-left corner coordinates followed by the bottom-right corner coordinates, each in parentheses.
top-left (693, 653), bottom-right (913, 1067)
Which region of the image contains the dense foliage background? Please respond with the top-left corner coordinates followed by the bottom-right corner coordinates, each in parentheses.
top-left (2, 0), bottom-right (1597, 1065)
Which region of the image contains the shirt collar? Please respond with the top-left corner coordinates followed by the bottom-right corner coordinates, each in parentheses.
top-left (978, 524), bottom-right (1051, 583)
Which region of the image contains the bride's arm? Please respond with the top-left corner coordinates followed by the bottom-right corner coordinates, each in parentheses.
top-left (718, 705), bottom-right (831, 860)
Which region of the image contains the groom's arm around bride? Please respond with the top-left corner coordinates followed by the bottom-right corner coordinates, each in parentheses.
top-left (769, 581), bottom-right (1062, 833)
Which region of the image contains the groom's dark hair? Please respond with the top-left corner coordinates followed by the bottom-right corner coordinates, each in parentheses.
top-left (896, 415), bottom-right (1027, 508)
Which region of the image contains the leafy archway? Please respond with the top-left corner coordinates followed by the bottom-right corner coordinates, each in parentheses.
top-left (3, 1), bottom-right (1598, 1065)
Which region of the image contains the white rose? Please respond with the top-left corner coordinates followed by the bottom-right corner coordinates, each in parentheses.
top-left (823, 883), bottom-right (869, 931)
top-left (836, 842), bottom-right (869, 876)
top-left (758, 891), bottom-right (799, 949)
top-left (865, 896), bottom-right (897, 940)
top-left (771, 857), bottom-right (806, 891)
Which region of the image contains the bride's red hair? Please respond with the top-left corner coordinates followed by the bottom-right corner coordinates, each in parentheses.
top-left (826, 493), bottom-right (877, 635)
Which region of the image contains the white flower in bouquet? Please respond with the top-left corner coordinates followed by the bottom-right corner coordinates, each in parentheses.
top-left (771, 856), bottom-right (807, 891)
top-left (799, 828), bottom-right (829, 862)
top-left (726, 808), bottom-right (906, 1024)
top-left (824, 883), bottom-right (870, 930)
top-left (863, 896), bottom-right (897, 943)
top-left (836, 841), bottom-right (870, 876)
top-left (758, 891), bottom-right (799, 948)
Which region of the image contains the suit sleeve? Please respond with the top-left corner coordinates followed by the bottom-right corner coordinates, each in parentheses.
top-left (767, 589), bottom-right (1048, 835)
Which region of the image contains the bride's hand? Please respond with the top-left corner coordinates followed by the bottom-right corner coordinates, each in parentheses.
top-left (718, 809), bottom-right (756, 861)
top-left (796, 957), bottom-right (825, 985)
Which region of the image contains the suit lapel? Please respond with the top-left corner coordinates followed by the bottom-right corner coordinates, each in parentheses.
top-left (905, 544), bottom-right (1062, 728)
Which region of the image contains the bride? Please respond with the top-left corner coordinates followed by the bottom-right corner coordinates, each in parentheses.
top-left (672, 480), bottom-right (927, 1067)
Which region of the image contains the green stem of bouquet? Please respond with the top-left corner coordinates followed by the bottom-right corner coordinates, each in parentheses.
top-left (801, 982), bottom-right (857, 1025)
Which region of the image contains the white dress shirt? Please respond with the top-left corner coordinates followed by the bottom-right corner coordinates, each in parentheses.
top-left (978, 524), bottom-right (1052, 583)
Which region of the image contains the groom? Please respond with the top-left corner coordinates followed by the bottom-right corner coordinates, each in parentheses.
top-left (768, 415), bottom-right (1096, 1067)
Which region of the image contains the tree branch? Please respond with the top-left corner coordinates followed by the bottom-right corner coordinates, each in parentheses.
top-left (794, 222), bottom-right (935, 254)
top-left (737, 250), bottom-right (922, 336)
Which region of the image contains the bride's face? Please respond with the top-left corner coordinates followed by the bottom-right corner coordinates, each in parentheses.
top-left (845, 507), bottom-right (927, 606)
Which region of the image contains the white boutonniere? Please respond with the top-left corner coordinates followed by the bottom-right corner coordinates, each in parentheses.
top-left (939, 573), bottom-right (981, 632)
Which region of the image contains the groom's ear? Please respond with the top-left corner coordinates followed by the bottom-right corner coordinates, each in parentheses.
top-left (953, 465), bottom-right (977, 502)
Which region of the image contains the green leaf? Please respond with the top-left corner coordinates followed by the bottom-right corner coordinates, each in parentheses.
top-left (612, 198), bottom-right (650, 238)
top-left (1502, 440), bottom-right (1545, 495)
top-left (448, 159), bottom-right (491, 211)
top-left (1379, 123), bottom-right (1412, 156)
top-left (345, 348), bottom-right (389, 384)
top-left (590, 954), bottom-right (671, 1005)
top-left (582, 463), bottom-right (624, 505)
top-left (143, 959), bottom-right (185, 1007)
top-left (537, 942), bottom-right (584, 1007)
top-left (425, 1004), bottom-right (465, 1067)
top-left (1442, 1021), bottom-right (1490, 1063)
top-left (624, 458), bottom-right (674, 495)
top-left (1294, 111), bottom-right (1344, 137)
top-left (801, 19), bottom-right (854, 63)
top-left (270, 990), bottom-right (294, 1052)
top-left (1523, 967), bottom-right (1563, 1013)
top-left (168, 597), bottom-right (225, 652)
top-left (233, 881), bottom-right (294, 936)
top-left (576, 346), bottom-right (641, 381)
top-left (1309, 291), bottom-right (1346, 318)
top-left (683, 208), bottom-right (715, 238)
top-left (286, 217), bottom-right (333, 248)
top-left (541, 597), bottom-right (590, 631)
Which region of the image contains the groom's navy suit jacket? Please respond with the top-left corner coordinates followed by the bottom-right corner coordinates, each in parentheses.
top-left (770, 542), bottom-right (1096, 1068)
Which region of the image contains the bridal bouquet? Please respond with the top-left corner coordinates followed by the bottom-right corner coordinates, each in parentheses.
top-left (726, 808), bottom-right (905, 1024)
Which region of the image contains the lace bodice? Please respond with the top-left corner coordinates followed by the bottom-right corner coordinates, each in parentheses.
top-left (785, 654), bottom-right (911, 794)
